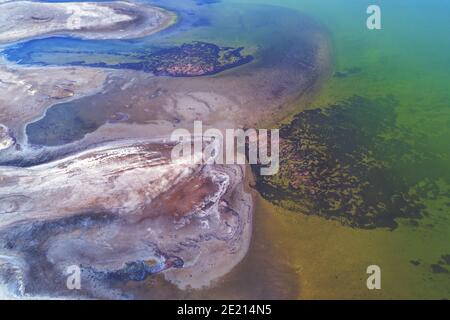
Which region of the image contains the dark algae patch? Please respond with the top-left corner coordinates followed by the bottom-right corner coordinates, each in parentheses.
top-left (68, 41), bottom-right (253, 77)
top-left (431, 264), bottom-right (449, 274)
top-left (430, 254), bottom-right (450, 274)
top-left (333, 67), bottom-right (361, 78)
top-left (440, 255), bottom-right (450, 265)
top-left (410, 260), bottom-right (421, 266)
top-left (253, 96), bottom-right (443, 229)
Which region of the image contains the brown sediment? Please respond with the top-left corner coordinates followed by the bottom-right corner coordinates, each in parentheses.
top-left (0, 141), bottom-right (253, 298)
top-left (161, 164), bottom-right (253, 291)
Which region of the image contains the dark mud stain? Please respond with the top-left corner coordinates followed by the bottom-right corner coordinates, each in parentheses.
top-left (253, 96), bottom-right (446, 229)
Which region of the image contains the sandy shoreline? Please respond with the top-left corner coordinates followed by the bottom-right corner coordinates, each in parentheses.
top-left (0, 1), bottom-right (176, 44)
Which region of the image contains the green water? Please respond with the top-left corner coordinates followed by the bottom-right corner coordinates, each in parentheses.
top-left (3, 0), bottom-right (449, 299)
top-left (237, 0), bottom-right (450, 298)
top-left (242, 0), bottom-right (450, 157)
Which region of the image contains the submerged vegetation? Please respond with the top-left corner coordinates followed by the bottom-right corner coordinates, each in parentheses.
top-left (253, 96), bottom-right (446, 229)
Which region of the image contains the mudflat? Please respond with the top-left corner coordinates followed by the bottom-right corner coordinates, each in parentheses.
top-left (0, 1), bottom-right (176, 44)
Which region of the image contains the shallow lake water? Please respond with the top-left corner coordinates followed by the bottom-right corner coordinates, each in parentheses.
top-left (1, 0), bottom-right (449, 299)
